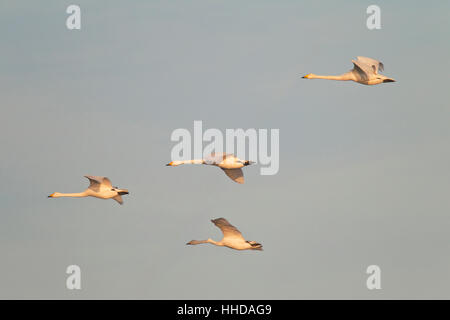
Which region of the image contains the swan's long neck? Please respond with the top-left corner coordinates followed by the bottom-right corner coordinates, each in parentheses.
top-left (189, 239), bottom-right (222, 246)
top-left (186, 159), bottom-right (204, 165)
top-left (207, 238), bottom-right (222, 246)
top-left (168, 159), bottom-right (205, 166)
top-left (305, 72), bottom-right (354, 81)
top-left (49, 191), bottom-right (88, 198)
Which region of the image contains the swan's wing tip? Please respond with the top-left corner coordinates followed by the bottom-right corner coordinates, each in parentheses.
top-left (222, 168), bottom-right (245, 184)
top-left (113, 195), bottom-right (124, 205)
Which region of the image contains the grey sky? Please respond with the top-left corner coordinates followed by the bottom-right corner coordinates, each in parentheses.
top-left (1, 0), bottom-right (449, 299)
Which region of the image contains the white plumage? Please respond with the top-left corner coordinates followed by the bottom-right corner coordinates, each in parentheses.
top-left (302, 56), bottom-right (395, 85)
top-left (48, 175), bottom-right (129, 205)
top-left (186, 218), bottom-right (263, 251)
top-left (166, 153), bottom-right (254, 184)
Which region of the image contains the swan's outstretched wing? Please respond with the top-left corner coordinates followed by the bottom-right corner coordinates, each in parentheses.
top-left (221, 168), bottom-right (244, 184)
top-left (351, 60), bottom-right (373, 81)
top-left (84, 175), bottom-right (112, 192)
top-left (211, 218), bottom-right (245, 240)
top-left (112, 195), bottom-right (123, 205)
top-left (356, 56), bottom-right (384, 74)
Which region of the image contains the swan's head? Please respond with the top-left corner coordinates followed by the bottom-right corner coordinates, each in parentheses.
top-left (243, 160), bottom-right (255, 166)
top-left (302, 73), bottom-right (315, 79)
top-left (48, 192), bottom-right (61, 198)
top-left (166, 161), bottom-right (183, 166)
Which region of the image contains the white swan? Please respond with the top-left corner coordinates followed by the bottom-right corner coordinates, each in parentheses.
top-left (48, 176), bottom-right (129, 205)
top-left (166, 153), bottom-right (254, 184)
top-left (187, 218), bottom-right (263, 251)
top-left (302, 56), bottom-right (395, 85)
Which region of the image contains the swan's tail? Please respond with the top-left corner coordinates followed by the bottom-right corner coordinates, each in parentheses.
top-left (247, 241), bottom-right (263, 251)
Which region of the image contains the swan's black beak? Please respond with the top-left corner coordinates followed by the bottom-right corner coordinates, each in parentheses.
top-left (244, 161), bottom-right (255, 166)
top-left (118, 191), bottom-right (129, 195)
top-left (166, 162), bottom-right (173, 166)
top-left (383, 79), bottom-right (395, 83)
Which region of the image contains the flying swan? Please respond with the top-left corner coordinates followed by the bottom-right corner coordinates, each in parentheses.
top-left (186, 218), bottom-right (263, 251)
top-left (48, 176), bottom-right (129, 204)
top-left (302, 56), bottom-right (395, 85)
top-left (166, 152), bottom-right (254, 184)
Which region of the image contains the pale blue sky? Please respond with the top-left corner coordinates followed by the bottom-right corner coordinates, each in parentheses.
top-left (1, 1), bottom-right (449, 299)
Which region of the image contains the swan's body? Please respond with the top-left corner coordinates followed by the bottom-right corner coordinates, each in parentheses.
top-left (48, 176), bottom-right (129, 205)
top-left (187, 218), bottom-right (263, 251)
top-left (166, 153), bottom-right (254, 184)
top-left (302, 56), bottom-right (395, 85)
